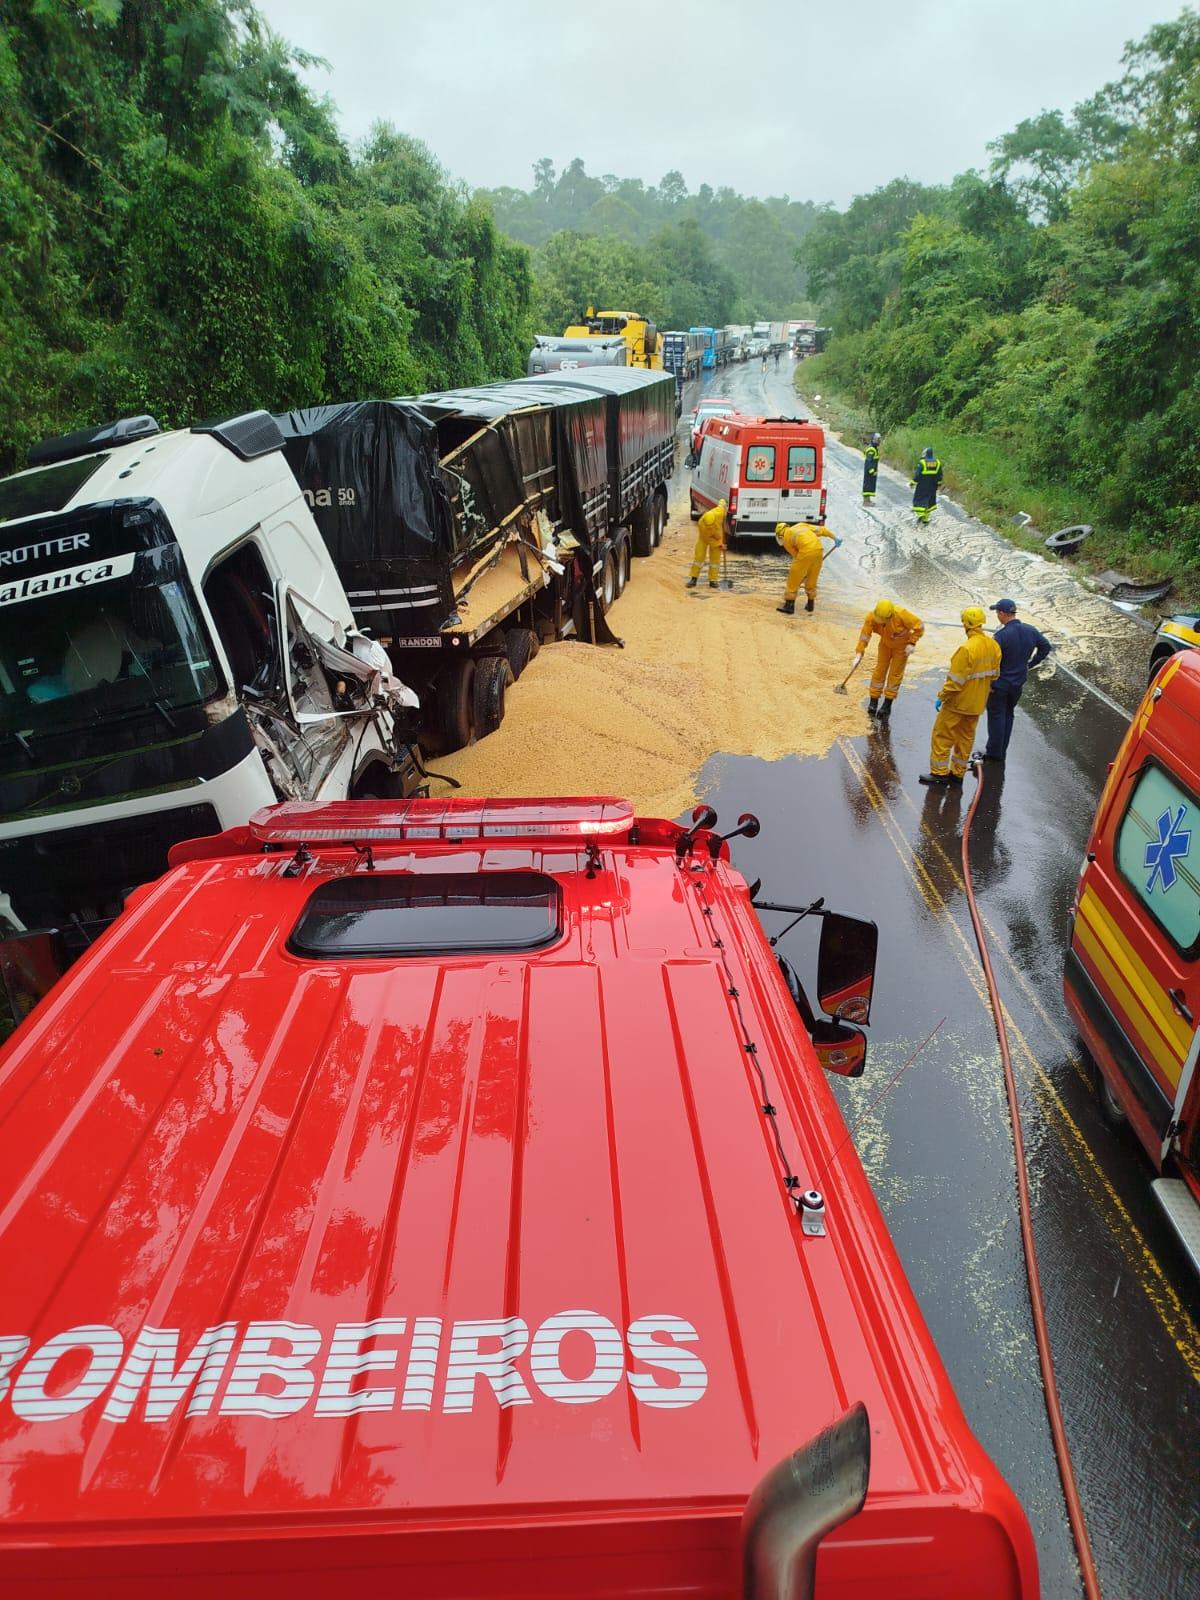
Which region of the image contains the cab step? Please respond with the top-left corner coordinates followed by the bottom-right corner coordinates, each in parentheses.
top-left (1151, 1178), bottom-right (1200, 1274)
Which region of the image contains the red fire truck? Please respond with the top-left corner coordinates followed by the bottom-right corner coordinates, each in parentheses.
top-left (0, 797), bottom-right (1036, 1596)
top-left (1065, 649), bottom-right (1200, 1270)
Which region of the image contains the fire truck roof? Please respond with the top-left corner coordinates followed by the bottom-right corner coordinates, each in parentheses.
top-left (0, 798), bottom-right (1034, 1595)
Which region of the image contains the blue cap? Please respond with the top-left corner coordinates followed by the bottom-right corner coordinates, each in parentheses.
top-left (990, 599), bottom-right (1017, 613)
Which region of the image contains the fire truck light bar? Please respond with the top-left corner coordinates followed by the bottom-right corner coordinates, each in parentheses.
top-left (249, 798), bottom-right (635, 845)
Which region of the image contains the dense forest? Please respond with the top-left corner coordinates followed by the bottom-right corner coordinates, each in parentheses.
top-left (0, 0), bottom-right (533, 472)
top-left (480, 163), bottom-right (820, 332)
top-left (799, 11), bottom-right (1200, 580)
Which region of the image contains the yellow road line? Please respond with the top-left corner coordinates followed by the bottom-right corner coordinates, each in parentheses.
top-left (838, 737), bottom-right (1200, 1385)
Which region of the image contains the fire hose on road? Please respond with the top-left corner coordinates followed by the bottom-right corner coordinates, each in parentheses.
top-left (961, 760), bottom-right (1103, 1600)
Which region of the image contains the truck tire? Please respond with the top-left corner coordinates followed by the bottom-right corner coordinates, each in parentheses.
top-left (632, 504), bottom-right (653, 558)
top-left (474, 655), bottom-right (514, 737)
top-left (432, 658), bottom-right (475, 754)
top-left (599, 551), bottom-right (617, 612)
top-left (689, 493), bottom-right (700, 522)
top-left (1044, 524), bottom-right (1092, 555)
top-left (1094, 1061), bottom-right (1128, 1128)
top-left (653, 494), bottom-right (667, 547)
top-left (615, 539), bottom-right (630, 596)
top-left (1148, 646), bottom-right (1174, 684)
top-left (505, 626), bottom-right (539, 679)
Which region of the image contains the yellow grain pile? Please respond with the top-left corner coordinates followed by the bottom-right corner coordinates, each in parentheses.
top-left (431, 508), bottom-right (869, 817)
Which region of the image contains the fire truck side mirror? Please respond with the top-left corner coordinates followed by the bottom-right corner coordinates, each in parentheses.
top-left (810, 1017), bottom-right (867, 1078)
top-left (817, 913), bottom-right (878, 1026)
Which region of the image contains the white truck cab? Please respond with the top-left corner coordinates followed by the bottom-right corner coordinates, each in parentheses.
top-left (0, 411), bottom-right (422, 969)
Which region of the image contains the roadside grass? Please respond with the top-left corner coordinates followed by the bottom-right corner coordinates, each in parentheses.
top-left (794, 364), bottom-right (1197, 604)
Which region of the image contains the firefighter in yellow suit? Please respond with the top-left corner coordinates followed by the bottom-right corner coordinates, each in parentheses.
top-left (854, 598), bottom-right (924, 720)
top-left (919, 607), bottom-right (1001, 787)
top-left (775, 521), bottom-right (841, 614)
top-left (687, 500), bottom-right (729, 588)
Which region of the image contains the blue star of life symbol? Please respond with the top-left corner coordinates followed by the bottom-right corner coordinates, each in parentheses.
top-left (1144, 804), bottom-right (1191, 894)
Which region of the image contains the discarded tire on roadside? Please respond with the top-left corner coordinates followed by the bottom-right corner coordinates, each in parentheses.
top-left (473, 655), bottom-right (514, 737)
top-left (1044, 524), bottom-right (1092, 555)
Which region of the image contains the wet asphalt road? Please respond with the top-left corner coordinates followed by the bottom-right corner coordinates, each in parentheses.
top-left (683, 360), bottom-right (1200, 1598)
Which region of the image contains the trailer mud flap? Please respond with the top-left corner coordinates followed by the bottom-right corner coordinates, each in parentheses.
top-left (571, 550), bottom-right (623, 647)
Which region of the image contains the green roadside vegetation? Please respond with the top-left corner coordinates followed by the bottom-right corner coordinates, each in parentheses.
top-left (795, 11), bottom-right (1200, 604)
top-left (0, 1), bottom-right (533, 474)
top-left (794, 366), bottom-right (1116, 571)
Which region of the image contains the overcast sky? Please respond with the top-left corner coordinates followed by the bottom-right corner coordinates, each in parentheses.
top-left (255, 0), bottom-right (1177, 207)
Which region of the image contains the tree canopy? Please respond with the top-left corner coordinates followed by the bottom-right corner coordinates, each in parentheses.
top-left (800, 8), bottom-right (1200, 573)
top-left (0, 0), bottom-right (532, 472)
top-left (478, 161), bottom-right (822, 330)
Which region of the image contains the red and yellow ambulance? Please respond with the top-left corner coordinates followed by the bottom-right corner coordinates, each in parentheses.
top-left (690, 413), bottom-right (826, 539)
top-left (1065, 650), bottom-right (1200, 1269)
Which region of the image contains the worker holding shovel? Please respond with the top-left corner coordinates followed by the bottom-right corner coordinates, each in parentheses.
top-left (851, 598), bottom-right (924, 719)
top-left (686, 499), bottom-right (730, 590)
top-left (775, 520), bottom-right (841, 615)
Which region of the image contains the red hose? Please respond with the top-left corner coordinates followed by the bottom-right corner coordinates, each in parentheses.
top-left (961, 762), bottom-right (1103, 1600)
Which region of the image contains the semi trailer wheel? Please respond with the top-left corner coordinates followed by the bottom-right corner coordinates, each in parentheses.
top-left (632, 503), bottom-right (653, 558)
top-left (653, 494), bottom-right (667, 546)
top-left (599, 552), bottom-right (617, 612)
top-left (432, 658), bottom-right (475, 754)
top-left (505, 627), bottom-right (539, 679)
top-left (473, 655), bottom-right (514, 736)
top-left (615, 540), bottom-right (630, 595)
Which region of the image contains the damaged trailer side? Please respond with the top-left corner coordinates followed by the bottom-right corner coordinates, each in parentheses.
top-left (275, 389), bottom-right (626, 757)
top-left (514, 368), bottom-right (677, 557)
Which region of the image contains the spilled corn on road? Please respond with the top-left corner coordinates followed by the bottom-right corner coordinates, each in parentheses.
top-left (431, 487), bottom-right (868, 816)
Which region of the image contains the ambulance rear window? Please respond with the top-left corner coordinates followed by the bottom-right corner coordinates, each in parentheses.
top-left (1115, 764), bottom-right (1200, 955)
top-left (745, 445), bottom-right (776, 481)
top-left (788, 446), bottom-right (817, 483)
top-left (288, 871), bottom-right (562, 958)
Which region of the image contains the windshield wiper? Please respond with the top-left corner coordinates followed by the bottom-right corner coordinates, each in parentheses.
top-left (152, 697), bottom-right (177, 731)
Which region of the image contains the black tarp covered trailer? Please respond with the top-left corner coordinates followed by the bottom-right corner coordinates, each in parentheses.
top-left (454, 380), bottom-right (610, 542)
top-left (273, 401), bottom-right (460, 639)
top-left (514, 370), bottom-right (676, 528)
top-left (415, 381), bottom-right (618, 649)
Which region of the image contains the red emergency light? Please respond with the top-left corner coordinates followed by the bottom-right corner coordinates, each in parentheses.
top-left (248, 796), bottom-right (636, 844)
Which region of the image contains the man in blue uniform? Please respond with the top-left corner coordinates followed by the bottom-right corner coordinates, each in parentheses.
top-left (983, 599), bottom-right (1052, 762)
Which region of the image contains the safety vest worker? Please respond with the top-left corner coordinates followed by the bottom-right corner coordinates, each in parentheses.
top-left (775, 521), bottom-right (841, 615)
top-left (919, 607), bottom-right (1001, 787)
top-left (911, 447), bottom-right (943, 523)
top-left (687, 500), bottom-right (729, 589)
top-left (854, 598), bottom-right (923, 720)
top-left (862, 433), bottom-right (881, 502)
